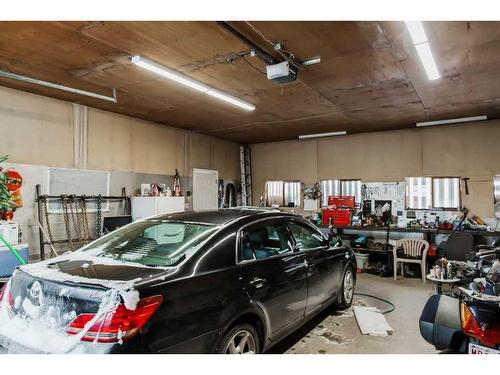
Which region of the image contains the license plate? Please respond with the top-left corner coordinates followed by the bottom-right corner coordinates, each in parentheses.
top-left (468, 343), bottom-right (500, 354)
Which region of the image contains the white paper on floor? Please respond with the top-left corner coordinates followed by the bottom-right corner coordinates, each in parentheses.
top-left (353, 306), bottom-right (394, 336)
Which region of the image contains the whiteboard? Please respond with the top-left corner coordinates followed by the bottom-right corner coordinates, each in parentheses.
top-left (47, 168), bottom-right (110, 213)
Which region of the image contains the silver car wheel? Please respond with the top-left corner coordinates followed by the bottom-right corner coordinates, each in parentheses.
top-left (225, 329), bottom-right (257, 354)
top-left (343, 269), bottom-right (354, 304)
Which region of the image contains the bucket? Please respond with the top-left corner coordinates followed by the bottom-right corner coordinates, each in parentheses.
top-left (354, 252), bottom-right (369, 272)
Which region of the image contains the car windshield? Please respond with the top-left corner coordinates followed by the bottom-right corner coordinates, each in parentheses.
top-left (81, 220), bottom-right (218, 267)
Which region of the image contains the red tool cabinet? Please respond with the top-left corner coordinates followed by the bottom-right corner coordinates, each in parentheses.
top-left (322, 195), bottom-right (355, 226)
top-left (322, 209), bottom-right (351, 226)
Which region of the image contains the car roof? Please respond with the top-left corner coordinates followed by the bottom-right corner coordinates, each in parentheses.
top-left (151, 208), bottom-right (295, 226)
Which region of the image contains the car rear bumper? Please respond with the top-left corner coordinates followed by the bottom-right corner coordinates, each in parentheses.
top-left (156, 329), bottom-right (222, 354)
top-left (0, 334), bottom-right (115, 354)
top-left (1, 327), bottom-right (222, 354)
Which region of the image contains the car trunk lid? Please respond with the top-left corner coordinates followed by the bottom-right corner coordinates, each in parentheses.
top-left (0, 258), bottom-right (169, 353)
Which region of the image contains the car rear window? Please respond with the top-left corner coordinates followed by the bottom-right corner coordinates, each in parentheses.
top-left (81, 220), bottom-right (218, 267)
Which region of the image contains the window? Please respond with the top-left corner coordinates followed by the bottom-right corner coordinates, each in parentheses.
top-left (288, 222), bottom-right (325, 251)
top-left (82, 220), bottom-right (218, 267)
top-left (405, 177), bottom-right (460, 210)
top-left (240, 223), bottom-right (291, 261)
top-left (264, 180), bottom-right (301, 207)
top-left (320, 179), bottom-right (341, 207)
top-left (320, 179), bottom-right (360, 206)
top-left (265, 181), bottom-right (284, 206)
top-left (341, 180), bottom-right (362, 206)
top-left (405, 177), bottom-right (432, 209)
top-left (284, 181), bottom-right (301, 207)
top-left (433, 177), bottom-right (460, 209)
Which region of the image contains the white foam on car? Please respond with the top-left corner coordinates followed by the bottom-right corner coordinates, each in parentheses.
top-left (0, 251), bottom-right (149, 353)
top-left (0, 279), bottom-right (123, 353)
top-left (119, 289), bottom-right (140, 310)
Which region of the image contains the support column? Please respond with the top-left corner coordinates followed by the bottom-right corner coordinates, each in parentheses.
top-left (73, 103), bottom-right (88, 169)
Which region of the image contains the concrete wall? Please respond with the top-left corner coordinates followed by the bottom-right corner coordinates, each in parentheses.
top-left (0, 86), bottom-right (241, 260)
top-left (251, 120), bottom-right (500, 219)
top-left (0, 86), bottom-right (241, 180)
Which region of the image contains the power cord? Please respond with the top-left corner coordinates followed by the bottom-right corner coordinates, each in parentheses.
top-left (354, 292), bottom-right (396, 314)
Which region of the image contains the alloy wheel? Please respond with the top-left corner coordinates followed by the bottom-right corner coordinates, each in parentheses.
top-left (225, 329), bottom-right (257, 354)
top-left (344, 269), bottom-right (354, 304)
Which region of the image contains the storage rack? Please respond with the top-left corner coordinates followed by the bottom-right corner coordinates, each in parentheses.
top-left (240, 145), bottom-right (252, 206)
top-left (35, 184), bottom-right (131, 261)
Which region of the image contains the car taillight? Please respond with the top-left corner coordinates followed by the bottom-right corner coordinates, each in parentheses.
top-left (65, 295), bottom-right (163, 343)
top-left (461, 302), bottom-right (500, 348)
top-left (0, 283), bottom-right (6, 307)
top-left (0, 281), bottom-right (13, 311)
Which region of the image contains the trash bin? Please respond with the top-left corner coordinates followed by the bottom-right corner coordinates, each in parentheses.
top-left (0, 243), bottom-right (29, 277)
top-left (354, 252), bottom-right (369, 273)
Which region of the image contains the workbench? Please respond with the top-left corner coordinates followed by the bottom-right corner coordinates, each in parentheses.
top-left (323, 225), bottom-right (500, 245)
top-left (319, 225), bottom-right (500, 269)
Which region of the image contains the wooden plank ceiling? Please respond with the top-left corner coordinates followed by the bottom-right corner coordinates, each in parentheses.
top-left (0, 21), bottom-right (499, 143)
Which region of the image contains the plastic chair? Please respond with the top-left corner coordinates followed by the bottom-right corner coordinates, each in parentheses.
top-left (393, 239), bottom-right (429, 283)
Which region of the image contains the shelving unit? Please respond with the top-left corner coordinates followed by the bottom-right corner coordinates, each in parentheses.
top-left (35, 184), bottom-right (131, 261)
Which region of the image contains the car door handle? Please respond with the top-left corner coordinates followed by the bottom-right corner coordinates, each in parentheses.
top-left (303, 259), bottom-right (314, 270)
top-left (249, 277), bottom-right (267, 289)
top-left (306, 263), bottom-right (315, 272)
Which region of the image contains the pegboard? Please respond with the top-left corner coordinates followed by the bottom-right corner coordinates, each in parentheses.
top-left (363, 182), bottom-right (405, 213)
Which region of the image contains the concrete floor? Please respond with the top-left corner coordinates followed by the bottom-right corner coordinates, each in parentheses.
top-left (0, 273), bottom-right (438, 354)
top-left (269, 273), bottom-right (438, 354)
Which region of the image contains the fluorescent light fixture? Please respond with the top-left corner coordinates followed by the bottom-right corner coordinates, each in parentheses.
top-left (404, 21), bottom-right (440, 80)
top-left (130, 55), bottom-right (255, 111)
top-left (298, 131), bottom-right (347, 140)
top-left (206, 89), bottom-right (256, 111)
top-left (302, 57), bottom-right (321, 66)
top-left (414, 43), bottom-right (440, 80)
top-left (416, 115), bottom-right (487, 127)
top-left (404, 21), bottom-right (428, 44)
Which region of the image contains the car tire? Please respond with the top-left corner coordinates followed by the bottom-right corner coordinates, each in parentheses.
top-left (337, 267), bottom-right (355, 310)
top-left (216, 324), bottom-right (260, 354)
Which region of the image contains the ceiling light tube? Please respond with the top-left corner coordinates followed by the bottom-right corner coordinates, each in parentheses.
top-left (302, 57), bottom-right (321, 66)
top-left (404, 21), bottom-right (441, 80)
top-left (414, 42), bottom-right (440, 80)
top-left (298, 131), bottom-right (347, 140)
top-left (405, 21), bottom-right (428, 45)
top-left (206, 89), bottom-right (256, 111)
top-left (131, 55), bottom-right (255, 111)
top-left (132, 56), bottom-right (208, 92)
top-left (0, 69), bottom-right (117, 103)
top-left (416, 115), bottom-right (487, 127)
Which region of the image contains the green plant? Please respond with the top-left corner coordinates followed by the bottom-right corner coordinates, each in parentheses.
top-left (0, 154), bottom-right (14, 212)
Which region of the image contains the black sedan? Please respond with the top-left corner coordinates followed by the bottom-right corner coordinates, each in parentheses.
top-left (0, 209), bottom-right (356, 354)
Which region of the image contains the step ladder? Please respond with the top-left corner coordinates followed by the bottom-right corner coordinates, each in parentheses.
top-left (240, 145), bottom-right (252, 206)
